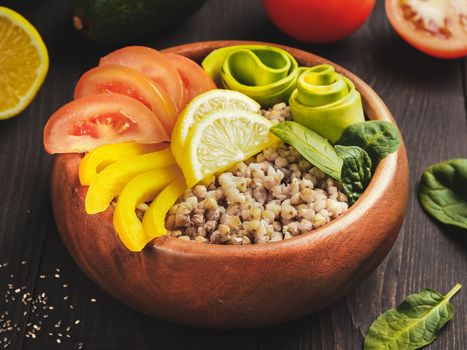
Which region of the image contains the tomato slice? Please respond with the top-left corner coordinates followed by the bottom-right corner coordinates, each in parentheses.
top-left (164, 53), bottom-right (217, 108)
top-left (44, 94), bottom-right (169, 154)
top-left (99, 46), bottom-right (185, 111)
top-left (74, 65), bottom-right (177, 134)
top-left (386, 0), bottom-right (467, 59)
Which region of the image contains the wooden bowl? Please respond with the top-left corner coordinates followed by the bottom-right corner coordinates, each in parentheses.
top-left (51, 41), bottom-right (409, 329)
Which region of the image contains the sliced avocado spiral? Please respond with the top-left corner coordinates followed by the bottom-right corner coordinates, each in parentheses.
top-left (289, 65), bottom-right (365, 143)
top-left (202, 45), bottom-right (299, 107)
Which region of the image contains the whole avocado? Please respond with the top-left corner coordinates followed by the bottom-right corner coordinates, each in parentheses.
top-left (73, 0), bottom-right (206, 44)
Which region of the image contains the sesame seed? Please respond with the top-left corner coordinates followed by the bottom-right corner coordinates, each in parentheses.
top-left (0, 263), bottom-right (85, 347)
top-left (90, 298), bottom-right (96, 303)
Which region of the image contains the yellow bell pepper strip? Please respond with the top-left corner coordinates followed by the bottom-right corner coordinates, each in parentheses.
top-left (289, 64), bottom-right (365, 144)
top-left (202, 45), bottom-right (299, 107)
top-left (142, 176), bottom-right (186, 238)
top-left (79, 142), bottom-right (166, 186)
top-left (85, 148), bottom-right (176, 214)
top-left (113, 166), bottom-right (181, 252)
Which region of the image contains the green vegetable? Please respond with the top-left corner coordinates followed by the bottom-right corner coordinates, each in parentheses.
top-left (73, 0), bottom-right (206, 44)
top-left (270, 121), bottom-right (342, 181)
top-left (419, 159), bottom-right (467, 229)
top-left (201, 45), bottom-right (299, 107)
top-left (337, 121), bottom-right (400, 168)
top-left (335, 145), bottom-right (372, 204)
top-left (364, 283), bottom-right (462, 350)
top-left (289, 64), bottom-right (365, 143)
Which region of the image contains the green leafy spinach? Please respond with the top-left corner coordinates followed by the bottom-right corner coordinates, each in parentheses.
top-left (337, 121), bottom-right (400, 168)
top-left (419, 158), bottom-right (467, 229)
top-left (364, 283), bottom-right (462, 350)
top-left (270, 121), bottom-right (343, 181)
top-left (335, 145), bottom-right (372, 204)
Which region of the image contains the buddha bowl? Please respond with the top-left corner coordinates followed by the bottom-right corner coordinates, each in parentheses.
top-left (51, 40), bottom-right (409, 329)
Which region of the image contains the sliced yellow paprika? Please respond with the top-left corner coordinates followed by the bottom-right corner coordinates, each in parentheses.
top-left (79, 142), bottom-right (167, 186)
top-left (113, 166), bottom-right (181, 252)
top-left (142, 176), bottom-right (186, 238)
top-left (202, 45), bottom-right (299, 107)
top-left (85, 148), bottom-right (176, 214)
top-left (289, 64), bottom-right (365, 144)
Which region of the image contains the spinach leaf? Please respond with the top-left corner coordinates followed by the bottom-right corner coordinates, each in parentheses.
top-left (335, 145), bottom-right (372, 204)
top-left (419, 158), bottom-right (467, 229)
top-left (337, 121), bottom-right (400, 168)
top-left (270, 121), bottom-right (343, 181)
top-left (364, 283), bottom-right (462, 350)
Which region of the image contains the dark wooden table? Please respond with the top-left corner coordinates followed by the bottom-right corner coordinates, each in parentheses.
top-left (1, 0), bottom-right (466, 349)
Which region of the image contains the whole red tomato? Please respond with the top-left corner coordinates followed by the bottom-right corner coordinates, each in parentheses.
top-left (263, 0), bottom-right (376, 43)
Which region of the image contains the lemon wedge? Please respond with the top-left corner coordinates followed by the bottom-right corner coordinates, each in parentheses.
top-left (181, 110), bottom-right (277, 187)
top-left (0, 7), bottom-right (48, 119)
top-left (171, 89), bottom-right (260, 162)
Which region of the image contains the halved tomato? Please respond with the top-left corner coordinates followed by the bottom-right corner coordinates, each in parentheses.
top-left (44, 94), bottom-right (169, 154)
top-left (74, 65), bottom-right (177, 134)
top-left (164, 53), bottom-right (217, 108)
top-left (99, 46), bottom-right (185, 111)
top-left (386, 0), bottom-right (467, 59)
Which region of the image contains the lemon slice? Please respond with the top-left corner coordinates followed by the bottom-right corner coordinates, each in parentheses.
top-left (0, 7), bottom-right (49, 120)
top-left (182, 110), bottom-right (277, 187)
top-left (171, 89), bottom-right (260, 163)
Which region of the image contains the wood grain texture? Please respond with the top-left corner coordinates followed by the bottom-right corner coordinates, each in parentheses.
top-left (0, 0), bottom-right (466, 349)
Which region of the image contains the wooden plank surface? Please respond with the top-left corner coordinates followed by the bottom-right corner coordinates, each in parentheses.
top-left (0, 0), bottom-right (466, 349)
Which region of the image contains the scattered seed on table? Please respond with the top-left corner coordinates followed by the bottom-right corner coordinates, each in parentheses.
top-left (0, 261), bottom-right (85, 347)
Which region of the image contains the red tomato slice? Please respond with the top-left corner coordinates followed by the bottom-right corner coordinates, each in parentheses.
top-left (99, 46), bottom-right (185, 111)
top-left (44, 94), bottom-right (169, 154)
top-left (74, 65), bottom-right (177, 134)
top-left (164, 53), bottom-right (217, 108)
top-left (386, 0), bottom-right (467, 59)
